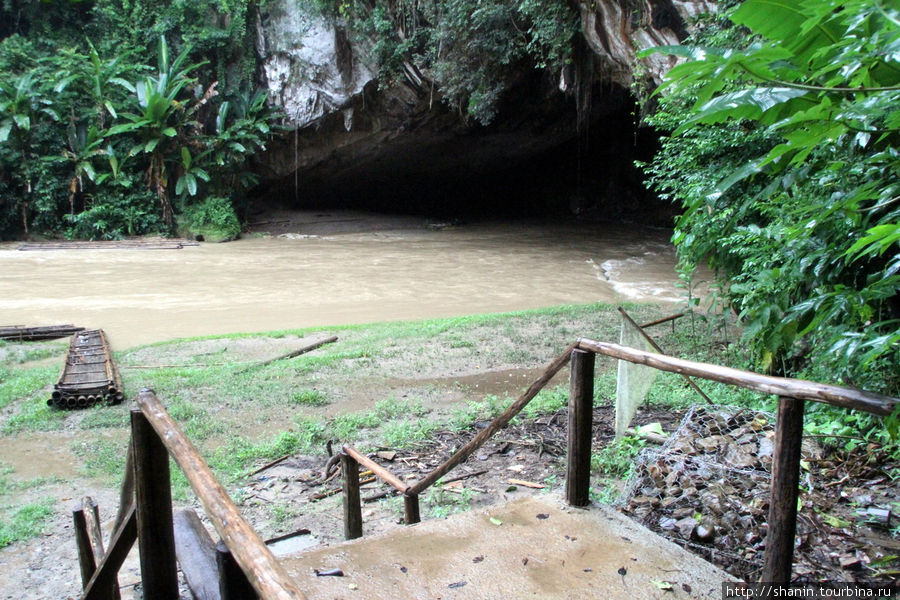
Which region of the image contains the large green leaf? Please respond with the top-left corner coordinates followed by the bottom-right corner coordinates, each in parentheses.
top-left (674, 87), bottom-right (808, 134)
top-left (733, 0), bottom-right (843, 64)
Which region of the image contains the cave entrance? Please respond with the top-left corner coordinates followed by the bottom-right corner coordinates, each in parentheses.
top-left (262, 86), bottom-right (667, 226)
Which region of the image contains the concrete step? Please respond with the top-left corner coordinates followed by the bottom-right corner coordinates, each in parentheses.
top-left (279, 494), bottom-right (733, 599)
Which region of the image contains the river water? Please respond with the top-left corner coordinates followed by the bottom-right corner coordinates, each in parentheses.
top-left (0, 215), bottom-right (688, 349)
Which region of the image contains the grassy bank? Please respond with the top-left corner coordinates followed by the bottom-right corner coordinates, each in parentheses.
top-left (0, 301), bottom-right (779, 547)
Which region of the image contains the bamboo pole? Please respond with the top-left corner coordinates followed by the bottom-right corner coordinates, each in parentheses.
top-left (618, 307), bottom-right (712, 405)
top-left (576, 339), bottom-right (897, 416)
top-left (131, 408), bottom-right (179, 600)
top-left (342, 445), bottom-right (409, 493)
top-left (761, 397), bottom-right (805, 583)
top-left (135, 389), bottom-right (306, 600)
top-left (565, 349), bottom-right (594, 507)
top-left (407, 342), bottom-right (578, 496)
top-left (341, 454), bottom-right (363, 540)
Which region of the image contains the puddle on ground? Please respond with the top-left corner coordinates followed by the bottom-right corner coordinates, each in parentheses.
top-left (1, 432), bottom-right (82, 480)
top-left (0, 215), bottom-right (694, 350)
top-left (267, 532), bottom-right (319, 556)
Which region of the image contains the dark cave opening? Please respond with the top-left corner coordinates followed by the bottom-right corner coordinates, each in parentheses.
top-left (258, 85), bottom-right (670, 226)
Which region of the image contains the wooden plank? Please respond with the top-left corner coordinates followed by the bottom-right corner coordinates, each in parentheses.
top-left (135, 390), bottom-right (306, 600)
top-left (761, 397), bottom-right (805, 583)
top-left (566, 349), bottom-right (594, 507)
top-left (576, 339), bottom-right (897, 416)
top-left (82, 505), bottom-right (136, 600)
top-left (407, 342), bottom-right (578, 496)
top-left (341, 454), bottom-right (363, 540)
top-left (342, 445), bottom-right (409, 493)
top-left (618, 307), bottom-right (712, 405)
top-left (174, 509), bottom-right (221, 600)
top-left (131, 408), bottom-right (179, 600)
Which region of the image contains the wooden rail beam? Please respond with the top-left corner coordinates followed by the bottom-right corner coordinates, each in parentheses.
top-left (342, 445), bottom-right (409, 493)
top-left (135, 389), bottom-right (306, 600)
top-left (407, 342), bottom-right (578, 496)
top-left (576, 339), bottom-right (897, 416)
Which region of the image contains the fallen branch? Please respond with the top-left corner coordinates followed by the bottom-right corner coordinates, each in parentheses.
top-left (440, 470), bottom-right (488, 485)
top-left (237, 336), bottom-right (338, 373)
top-left (248, 454), bottom-right (292, 477)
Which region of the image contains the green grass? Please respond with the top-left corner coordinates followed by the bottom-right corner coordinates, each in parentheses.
top-left (0, 499), bottom-right (55, 548)
top-left (0, 303), bottom-right (828, 538)
top-left (0, 365), bottom-right (57, 412)
top-left (289, 389), bottom-right (329, 407)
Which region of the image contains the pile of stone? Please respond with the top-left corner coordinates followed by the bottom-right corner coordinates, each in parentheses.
top-left (622, 406), bottom-right (784, 580)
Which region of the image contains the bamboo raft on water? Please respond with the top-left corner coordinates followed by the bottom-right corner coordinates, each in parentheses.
top-left (0, 324), bottom-right (85, 341)
top-left (18, 238), bottom-right (200, 251)
top-left (49, 329), bottom-right (124, 410)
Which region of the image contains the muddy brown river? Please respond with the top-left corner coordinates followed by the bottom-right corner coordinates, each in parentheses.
top-left (0, 214), bottom-right (689, 349)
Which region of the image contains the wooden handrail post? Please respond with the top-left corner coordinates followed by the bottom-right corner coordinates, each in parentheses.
top-left (566, 348), bottom-right (595, 507)
top-left (218, 540), bottom-right (259, 600)
top-left (404, 494), bottom-right (421, 525)
top-left (130, 407), bottom-right (179, 599)
top-left (761, 396), bottom-right (805, 583)
top-left (135, 390), bottom-right (306, 600)
top-left (73, 503), bottom-right (98, 591)
top-left (341, 453), bottom-right (363, 540)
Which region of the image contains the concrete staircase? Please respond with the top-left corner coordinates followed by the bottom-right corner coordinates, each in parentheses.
top-left (278, 494), bottom-right (732, 599)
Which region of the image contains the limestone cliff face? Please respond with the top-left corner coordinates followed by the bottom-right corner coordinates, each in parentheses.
top-left (253, 0), bottom-right (715, 204)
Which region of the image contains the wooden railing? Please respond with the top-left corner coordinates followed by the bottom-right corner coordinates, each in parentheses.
top-left (75, 389), bottom-right (306, 600)
top-left (336, 338), bottom-right (898, 585)
top-left (74, 337), bottom-right (898, 595)
top-left (574, 338), bottom-right (897, 584)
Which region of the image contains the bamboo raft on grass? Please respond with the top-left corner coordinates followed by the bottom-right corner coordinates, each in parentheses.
top-left (49, 329), bottom-right (124, 409)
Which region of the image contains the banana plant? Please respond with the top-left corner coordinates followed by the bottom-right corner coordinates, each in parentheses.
top-left (207, 89), bottom-right (276, 194)
top-left (0, 72), bottom-right (58, 233)
top-left (59, 122), bottom-right (106, 218)
top-left (175, 146), bottom-right (210, 198)
top-left (107, 36), bottom-right (205, 227)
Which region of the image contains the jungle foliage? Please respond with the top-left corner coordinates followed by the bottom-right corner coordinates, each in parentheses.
top-left (642, 0), bottom-right (900, 400)
top-left (315, 0), bottom-right (578, 125)
top-left (0, 0), bottom-right (277, 240)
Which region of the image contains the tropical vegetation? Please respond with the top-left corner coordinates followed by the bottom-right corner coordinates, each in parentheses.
top-left (641, 0), bottom-right (900, 406)
top-left (0, 0), bottom-right (276, 240)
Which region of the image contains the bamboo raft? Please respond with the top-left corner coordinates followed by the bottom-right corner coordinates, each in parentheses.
top-left (49, 329), bottom-right (124, 410)
top-left (0, 324), bottom-right (85, 341)
top-left (18, 238), bottom-right (199, 251)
